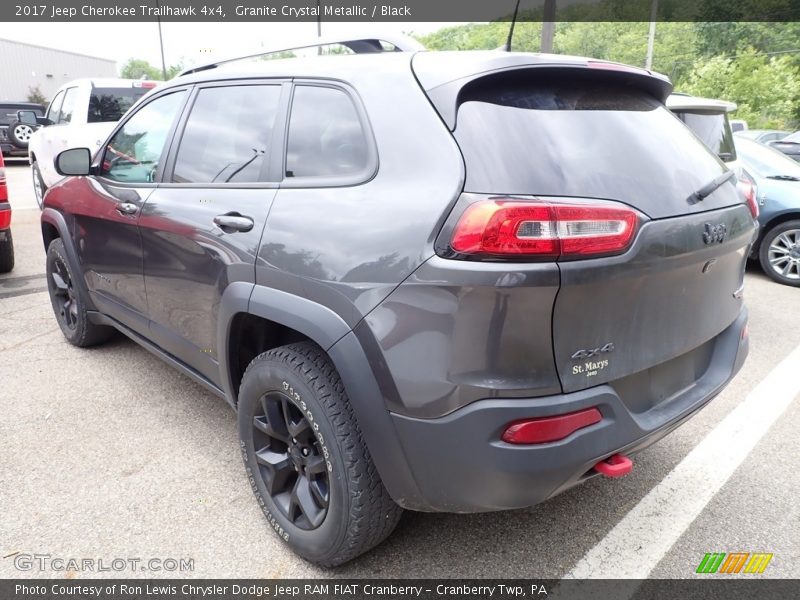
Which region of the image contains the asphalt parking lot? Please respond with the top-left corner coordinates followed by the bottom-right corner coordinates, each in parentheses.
top-left (1, 157), bottom-right (798, 580)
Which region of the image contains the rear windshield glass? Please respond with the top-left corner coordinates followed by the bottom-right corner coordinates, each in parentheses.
top-left (674, 111), bottom-right (736, 161)
top-left (88, 87), bottom-right (149, 123)
top-left (454, 75), bottom-right (726, 209)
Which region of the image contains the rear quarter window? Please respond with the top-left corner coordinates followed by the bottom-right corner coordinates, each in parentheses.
top-left (284, 85), bottom-right (372, 182)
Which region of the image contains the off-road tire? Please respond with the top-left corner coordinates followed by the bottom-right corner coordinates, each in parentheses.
top-left (46, 238), bottom-right (114, 346)
top-left (238, 341), bottom-right (402, 566)
top-left (0, 230), bottom-right (14, 273)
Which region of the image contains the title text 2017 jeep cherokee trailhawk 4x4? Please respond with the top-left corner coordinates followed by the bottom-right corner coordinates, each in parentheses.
top-left (41, 39), bottom-right (755, 566)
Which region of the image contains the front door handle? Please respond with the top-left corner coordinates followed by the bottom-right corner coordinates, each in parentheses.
top-left (213, 213), bottom-right (254, 233)
top-left (116, 202), bottom-right (139, 216)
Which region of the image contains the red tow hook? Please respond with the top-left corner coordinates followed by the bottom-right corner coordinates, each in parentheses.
top-left (594, 453), bottom-right (633, 478)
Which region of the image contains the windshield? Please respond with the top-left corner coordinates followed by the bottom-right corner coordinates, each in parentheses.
top-left (454, 75), bottom-right (727, 215)
top-left (673, 111), bottom-right (736, 161)
top-left (736, 137), bottom-right (800, 179)
top-left (88, 87), bottom-right (150, 123)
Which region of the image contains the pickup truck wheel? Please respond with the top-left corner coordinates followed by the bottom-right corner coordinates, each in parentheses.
top-left (9, 121), bottom-right (34, 149)
top-left (759, 220), bottom-right (800, 287)
top-left (238, 341), bottom-right (402, 566)
top-left (32, 162), bottom-right (46, 209)
top-left (46, 238), bottom-right (114, 346)
top-left (0, 230), bottom-right (14, 273)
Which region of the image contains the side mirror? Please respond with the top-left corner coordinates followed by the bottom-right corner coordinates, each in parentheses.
top-left (55, 148), bottom-right (92, 176)
top-left (16, 110), bottom-right (39, 126)
top-left (18, 110), bottom-right (52, 126)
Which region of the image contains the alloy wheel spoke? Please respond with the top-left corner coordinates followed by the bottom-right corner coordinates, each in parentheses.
top-left (291, 476), bottom-right (325, 528)
top-left (51, 271), bottom-right (69, 291)
top-left (308, 478), bottom-right (330, 509)
top-left (287, 416), bottom-right (311, 440)
top-left (304, 454), bottom-right (327, 475)
top-left (261, 397), bottom-right (291, 444)
top-left (255, 447), bottom-right (295, 495)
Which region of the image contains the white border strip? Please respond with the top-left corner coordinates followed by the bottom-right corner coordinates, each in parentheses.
top-left (565, 342), bottom-right (800, 579)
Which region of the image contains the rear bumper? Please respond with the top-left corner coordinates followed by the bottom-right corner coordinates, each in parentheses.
top-left (391, 308), bottom-right (748, 512)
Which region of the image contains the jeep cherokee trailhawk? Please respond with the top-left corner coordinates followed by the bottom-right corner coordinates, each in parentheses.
top-left (41, 35), bottom-right (755, 566)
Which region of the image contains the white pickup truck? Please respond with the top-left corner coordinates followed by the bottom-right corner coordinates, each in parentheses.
top-left (23, 78), bottom-right (158, 208)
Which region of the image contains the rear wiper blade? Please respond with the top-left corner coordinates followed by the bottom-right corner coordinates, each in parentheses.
top-left (688, 170), bottom-right (736, 204)
top-left (767, 174), bottom-right (800, 181)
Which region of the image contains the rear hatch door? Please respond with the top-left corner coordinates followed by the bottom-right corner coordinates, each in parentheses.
top-left (448, 66), bottom-right (755, 392)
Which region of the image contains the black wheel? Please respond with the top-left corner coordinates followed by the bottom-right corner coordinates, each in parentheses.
top-left (8, 121), bottom-right (34, 149)
top-left (32, 161), bottom-right (46, 210)
top-left (46, 238), bottom-right (114, 346)
top-left (0, 230), bottom-right (14, 273)
top-left (238, 342), bottom-right (402, 566)
top-left (759, 220), bottom-right (800, 287)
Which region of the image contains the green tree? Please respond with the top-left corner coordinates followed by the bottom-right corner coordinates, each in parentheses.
top-left (26, 85), bottom-right (48, 106)
top-left (680, 48), bottom-right (800, 128)
top-left (120, 58), bottom-right (183, 81)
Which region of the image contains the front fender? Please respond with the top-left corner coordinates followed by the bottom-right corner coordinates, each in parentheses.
top-left (40, 207), bottom-right (96, 311)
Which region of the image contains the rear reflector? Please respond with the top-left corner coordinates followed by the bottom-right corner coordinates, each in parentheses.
top-left (501, 407), bottom-right (602, 444)
top-left (451, 198), bottom-right (639, 259)
top-left (0, 207), bottom-right (10, 229)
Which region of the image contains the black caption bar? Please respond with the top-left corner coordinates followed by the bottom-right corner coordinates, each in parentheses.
top-left (4, 579), bottom-right (800, 600)
top-left (3, 0), bottom-right (800, 22)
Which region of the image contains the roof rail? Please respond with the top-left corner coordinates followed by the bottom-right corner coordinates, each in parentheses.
top-left (178, 32), bottom-right (425, 77)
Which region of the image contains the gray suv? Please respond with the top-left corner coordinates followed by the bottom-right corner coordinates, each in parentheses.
top-left (42, 38), bottom-right (755, 566)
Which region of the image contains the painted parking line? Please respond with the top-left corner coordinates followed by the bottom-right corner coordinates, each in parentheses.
top-left (564, 341), bottom-right (800, 580)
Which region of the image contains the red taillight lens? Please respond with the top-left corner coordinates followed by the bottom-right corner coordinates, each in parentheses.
top-left (737, 171), bottom-right (759, 219)
top-left (0, 157), bottom-right (6, 202)
top-left (450, 198), bottom-right (639, 259)
top-left (502, 407), bottom-right (603, 444)
top-left (0, 208), bottom-right (10, 229)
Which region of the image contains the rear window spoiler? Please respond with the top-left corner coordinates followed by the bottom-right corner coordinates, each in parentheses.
top-left (413, 55), bottom-right (673, 131)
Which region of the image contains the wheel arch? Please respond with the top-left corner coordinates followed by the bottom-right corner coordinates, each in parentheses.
top-left (218, 282), bottom-right (426, 509)
top-left (41, 208), bottom-right (96, 311)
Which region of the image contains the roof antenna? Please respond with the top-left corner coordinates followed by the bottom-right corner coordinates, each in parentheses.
top-left (504, 0), bottom-right (523, 51)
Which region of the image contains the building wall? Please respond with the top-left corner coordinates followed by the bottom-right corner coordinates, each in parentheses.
top-left (0, 38), bottom-right (117, 103)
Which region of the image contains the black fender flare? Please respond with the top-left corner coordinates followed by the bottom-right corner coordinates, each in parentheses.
top-left (40, 207), bottom-right (97, 311)
top-left (217, 283), bottom-right (426, 509)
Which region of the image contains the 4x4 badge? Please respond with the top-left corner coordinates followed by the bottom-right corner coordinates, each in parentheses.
top-left (571, 343), bottom-right (615, 361)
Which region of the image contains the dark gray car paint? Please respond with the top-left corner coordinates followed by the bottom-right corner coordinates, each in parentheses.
top-left (41, 51), bottom-right (756, 513)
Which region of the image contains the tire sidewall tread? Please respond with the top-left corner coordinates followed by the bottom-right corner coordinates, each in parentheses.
top-left (238, 342), bottom-right (401, 567)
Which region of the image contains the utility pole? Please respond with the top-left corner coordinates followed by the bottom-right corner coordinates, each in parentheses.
top-left (645, 0), bottom-right (658, 70)
top-left (156, 0), bottom-right (168, 79)
top-left (316, 0), bottom-right (322, 55)
top-left (541, 0), bottom-right (557, 53)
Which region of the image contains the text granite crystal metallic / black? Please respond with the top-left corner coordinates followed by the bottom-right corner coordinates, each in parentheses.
top-left (38, 38), bottom-right (757, 566)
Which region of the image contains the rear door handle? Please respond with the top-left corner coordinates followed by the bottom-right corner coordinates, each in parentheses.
top-left (213, 213), bottom-right (254, 233)
top-left (116, 202), bottom-right (139, 216)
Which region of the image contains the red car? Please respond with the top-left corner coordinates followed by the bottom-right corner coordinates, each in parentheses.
top-left (0, 152), bottom-right (13, 272)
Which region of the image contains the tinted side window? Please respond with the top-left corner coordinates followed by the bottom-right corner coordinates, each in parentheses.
top-left (285, 86), bottom-right (368, 179)
top-left (677, 111), bottom-right (736, 161)
top-left (47, 91), bottom-right (65, 123)
top-left (173, 85), bottom-right (282, 184)
top-left (59, 87), bottom-right (79, 124)
top-left (101, 91), bottom-right (185, 184)
top-left (88, 87), bottom-right (150, 123)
